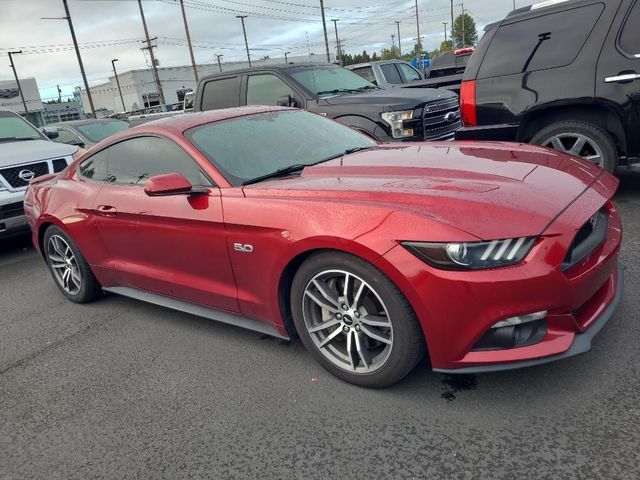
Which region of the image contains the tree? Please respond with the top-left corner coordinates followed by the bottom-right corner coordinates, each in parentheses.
top-left (440, 40), bottom-right (453, 52)
top-left (452, 12), bottom-right (477, 48)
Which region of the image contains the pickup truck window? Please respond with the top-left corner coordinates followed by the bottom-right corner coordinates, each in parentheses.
top-left (619, 0), bottom-right (639, 56)
top-left (398, 63), bottom-right (421, 82)
top-left (380, 64), bottom-right (403, 84)
top-left (289, 66), bottom-right (376, 96)
top-left (351, 67), bottom-right (377, 85)
top-left (186, 110), bottom-right (375, 186)
top-left (201, 77), bottom-right (238, 110)
top-left (247, 74), bottom-right (296, 106)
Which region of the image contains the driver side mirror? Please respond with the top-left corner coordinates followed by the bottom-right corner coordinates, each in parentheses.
top-left (144, 172), bottom-right (209, 196)
top-left (277, 95), bottom-right (298, 108)
top-left (41, 127), bottom-right (59, 140)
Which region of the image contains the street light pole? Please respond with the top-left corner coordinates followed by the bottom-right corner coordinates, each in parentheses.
top-left (331, 19), bottom-right (341, 66)
top-left (179, 0), bottom-right (198, 82)
top-left (138, 0), bottom-right (166, 107)
top-left (216, 54), bottom-right (224, 72)
top-left (7, 51), bottom-right (29, 117)
top-left (111, 58), bottom-right (126, 112)
top-left (319, 0), bottom-right (331, 63)
top-left (236, 15), bottom-right (251, 67)
top-left (395, 21), bottom-right (402, 57)
top-left (61, 0), bottom-right (96, 117)
top-left (443, 22), bottom-right (448, 44)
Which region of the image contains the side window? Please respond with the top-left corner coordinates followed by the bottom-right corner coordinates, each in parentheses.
top-left (398, 63), bottom-right (421, 82)
top-left (478, 4), bottom-right (604, 79)
top-left (200, 78), bottom-right (238, 110)
top-left (78, 149), bottom-right (108, 181)
top-left (106, 136), bottom-right (211, 186)
top-left (247, 74), bottom-right (296, 106)
top-left (619, 0), bottom-right (640, 56)
top-left (351, 67), bottom-right (377, 85)
top-left (55, 129), bottom-right (81, 145)
top-left (380, 64), bottom-right (403, 84)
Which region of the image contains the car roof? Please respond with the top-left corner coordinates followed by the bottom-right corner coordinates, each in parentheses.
top-left (199, 62), bottom-right (335, 80)
top-left (347, 60), bottom-right (411, 69)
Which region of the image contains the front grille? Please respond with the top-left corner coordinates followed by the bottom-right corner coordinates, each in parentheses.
top-left (0, 161), bottom-right (50, 189)
top-left (52, 158), bottom-right (68, 172)
top-left (423, 98), bottom-right (461, 140)
top-left (0, 201), bottom-right (24, 220)
top-left (562, 208), bottom-right (608, 271)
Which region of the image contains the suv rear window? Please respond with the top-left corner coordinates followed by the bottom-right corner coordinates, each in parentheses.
top-left (201, 77), bottom-right (238, 110)
top-left (619, 0), bottom-right (640, 56)
top-left (478, 3), bottom-right (604, 79)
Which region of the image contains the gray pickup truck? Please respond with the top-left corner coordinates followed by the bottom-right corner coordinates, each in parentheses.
top-left (0, 110), bottom-right (77, 239)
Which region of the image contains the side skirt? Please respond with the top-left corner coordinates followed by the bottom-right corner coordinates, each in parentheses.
top-left (103, 286), bottom-right (290, 340)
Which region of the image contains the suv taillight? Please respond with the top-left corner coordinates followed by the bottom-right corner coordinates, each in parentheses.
top-left (460, 80), bottom-right (477, 127)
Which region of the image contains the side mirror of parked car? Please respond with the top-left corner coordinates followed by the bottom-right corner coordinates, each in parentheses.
top-left (144, 172), bottom-right (209, 197)
top-left (277, 95), bottom-right (298, 108)
top-left (41, 127), bottom-right (59, 140)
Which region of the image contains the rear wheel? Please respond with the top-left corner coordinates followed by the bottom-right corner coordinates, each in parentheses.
top-left (291, 251), bottom-right (425, 388)
top-left (530, 120), bottom-right (618, 173)
top-left (43, 226), bottom-right (102, 303)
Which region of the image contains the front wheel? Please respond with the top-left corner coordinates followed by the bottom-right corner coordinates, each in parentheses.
top-left (291, 252), bottom-right (425, 388)
top-left (530, 120), bottom-right (618, 173)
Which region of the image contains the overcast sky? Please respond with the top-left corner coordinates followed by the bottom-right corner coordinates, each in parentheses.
top-left (1, 0), bottom-right (520, 101)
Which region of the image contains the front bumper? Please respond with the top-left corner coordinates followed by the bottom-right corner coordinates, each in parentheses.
top-left (0, 189), bottom-right (29, 239)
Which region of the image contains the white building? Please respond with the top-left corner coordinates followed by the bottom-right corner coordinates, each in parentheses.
top-left (0, 77), bottom-right (45, 126)
top-left (80, 54), bottom-right (326, 114)
top-left (43, 99), bottom-right (85, 124)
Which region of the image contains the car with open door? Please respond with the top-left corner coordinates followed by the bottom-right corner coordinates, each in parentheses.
top-left (25, 107), bottom-right (623, 387)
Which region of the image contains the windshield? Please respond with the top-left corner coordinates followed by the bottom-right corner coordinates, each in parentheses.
top-left (186, 110), bottom-right (376, 186)
top-left (290, 66), bottom-right (378, 96)
top-left (0, 111), bottom-right (43, 142)
top-left (76, 120), bottom-right (129, 143)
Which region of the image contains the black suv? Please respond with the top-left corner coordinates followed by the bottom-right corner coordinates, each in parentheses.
top-left (193, 63), bottom-right (461, 142)
top-left (456, 0), bottom-right (639, 172)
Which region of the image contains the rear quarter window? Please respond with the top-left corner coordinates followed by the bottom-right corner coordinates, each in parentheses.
top-left (618, 0), bottom-right (640, 56)
top-left (200, 77), bottom-right (239, 110)
top-left (477, 3), bottom-right (605, 79)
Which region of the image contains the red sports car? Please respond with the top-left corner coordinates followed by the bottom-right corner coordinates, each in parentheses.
top-left (24, 107), bottom-right (623, 387)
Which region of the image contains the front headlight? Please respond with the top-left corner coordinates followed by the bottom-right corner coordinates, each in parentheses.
top-left (381, 110), bottom-right (414, 138)
top-left (402, 237), bottom-right (537, 270)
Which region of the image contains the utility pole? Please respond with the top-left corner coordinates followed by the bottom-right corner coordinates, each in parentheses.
top-left (450, 0), bottom-right (455, 44)
top-left (331, 19), bottom-right (341, 65)
top-left (236, 15), bottom-right (251, 67)
top-left (443, 22), bottom-right (448, 44)
top-left (7, 51), bottom-right (29, 117)
top-left (216, 54), bottom-right (223, 72)
top-left (111, 58), bottom-right (126, 112)
top-left (319, 0), bottom-right (331, 63)
top-left (395, 21), bottom-right (402, 56)
top-left (138, 0), bottom-right (165, 106)
top-left (62, 0), bottom-right (96, 117)
top-left (461, 4), bottom-right (465, 48)
top-left (179, 0), bottom-right (198, 82)
top-left (513, 0), bottom-right (516, 10)
top-left (284, 51), bottom-right (290, 63)
top-left (414, 0), bottom-right (421, 47)
top-left (57, 85), bottom-right (62, 103)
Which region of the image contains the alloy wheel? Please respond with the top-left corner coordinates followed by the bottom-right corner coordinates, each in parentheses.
top-left (302, 270), bottom-right (393, 373)
top-left (47, 234), bottom-right (82, 295)
top-left (542, 132), bottom-right (604, 167)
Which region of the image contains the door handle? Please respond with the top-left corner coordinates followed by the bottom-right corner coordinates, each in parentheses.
top-left (604, 72), bottom-right (640, 83)
top-left (97, 205), bottom-right (117, 216)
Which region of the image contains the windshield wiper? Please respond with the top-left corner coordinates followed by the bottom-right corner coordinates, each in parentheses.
top-left (353, 85), bottom-right (379, 92)
top-left (242, 164), bottom-right (308, 186)
top-left (0, 136), bottom-right (38, 142)
top-left (316, 88), bottom-right (361, 96)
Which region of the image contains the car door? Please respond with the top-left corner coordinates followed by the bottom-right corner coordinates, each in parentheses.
top-left (243, 72), bottom-right (304, 108)
top-left (89, 135), bottom-right (239, 312)
top-left (596, 0), bottom-right (640, 159)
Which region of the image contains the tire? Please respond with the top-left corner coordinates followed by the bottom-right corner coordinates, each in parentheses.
top-left (291, 251), bottom-right (425, 388)
top-left (43, 225), bottom-right (102, 303)
top-left (530, 120), bottom-right (618, 173)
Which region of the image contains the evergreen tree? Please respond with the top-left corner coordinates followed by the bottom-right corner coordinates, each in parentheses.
top-left (452, 13), bottom-right (478, 48)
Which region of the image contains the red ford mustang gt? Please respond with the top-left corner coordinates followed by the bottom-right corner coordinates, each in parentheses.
top-left (24, 107), bottom-right (623, 387)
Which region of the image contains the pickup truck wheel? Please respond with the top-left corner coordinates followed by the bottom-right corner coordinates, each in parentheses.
top-left (43, 226), bottom-right (102, 303)
top-left (530, 121), bottom-right (617, 173)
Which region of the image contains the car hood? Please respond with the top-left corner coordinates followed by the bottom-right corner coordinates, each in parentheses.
top-left (320, 87), bottom-right (457, 110)
top-left (0, 139), bottom-right (77, 168)
top-left (243, 142), bottom-right (608, 240)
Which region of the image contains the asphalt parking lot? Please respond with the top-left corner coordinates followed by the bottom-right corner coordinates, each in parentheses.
top-left (1, 174), bottom-right (639, 480)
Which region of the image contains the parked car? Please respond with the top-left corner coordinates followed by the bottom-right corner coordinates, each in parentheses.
top-left (51, 118), bottom-right (129, 148)
top-left (0, 109), bottom-right (76, 239)
top-left (25, 107), bottom-right (622, 387)
top-left (456, 0), bottom-right (640, 173)
top-left (346, 60), bottom-right (425, 89)
top-left (193, 63), bottom-right (461, 141)
top-left (420, 47), bottom-right (474, 94)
